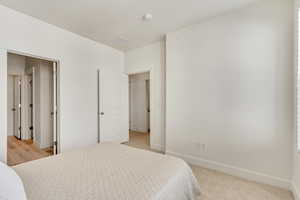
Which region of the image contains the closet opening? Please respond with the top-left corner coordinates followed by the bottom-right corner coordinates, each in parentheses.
top-left (127, 72), bottom-right (151, 150)
top-left (6, 52), bottom-right (59, 166)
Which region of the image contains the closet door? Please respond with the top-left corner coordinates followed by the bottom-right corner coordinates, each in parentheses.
top-left (52, 62), bottom-right (57, 154)
top-left (97, 69), bottom-right (101, 143)
top-left (7, 76), bottom-right (14, 136)
top-left (13, 76), bottom-right (22, 139)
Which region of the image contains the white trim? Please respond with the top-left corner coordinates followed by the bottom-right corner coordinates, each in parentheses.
top-left (151, 143), bottom-right (163, 151)
top-left (294, 7), bottom-right (300, 153)
top-left (166, 151), bottom-right (291, 190)
top-left (292, 182), bottom-right (300, 200)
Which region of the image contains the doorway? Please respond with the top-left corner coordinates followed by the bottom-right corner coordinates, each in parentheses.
top-left (128, 72), bottom-right (151, 149)
top-left (6, 52), bottom-right (59, 166)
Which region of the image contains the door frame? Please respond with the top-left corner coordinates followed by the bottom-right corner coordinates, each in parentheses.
top-left (126, 68), bottom-right (154, 149)
top-left (0, 49), bottom-right (61, 163)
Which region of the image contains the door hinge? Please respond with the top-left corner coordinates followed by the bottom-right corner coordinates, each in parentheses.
top-left (29, 126), bottom-right (33, 130)
top-left (53, 141), bottom-right (57, 146)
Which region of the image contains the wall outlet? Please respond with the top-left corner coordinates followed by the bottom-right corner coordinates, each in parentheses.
top-left (195, 142), bottom-right (207, 152)
top-left (202, 144), bottom-right (207, 152)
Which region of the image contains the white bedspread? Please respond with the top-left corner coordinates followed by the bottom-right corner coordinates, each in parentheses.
top-left (13, 143), bottom-right (201, 200)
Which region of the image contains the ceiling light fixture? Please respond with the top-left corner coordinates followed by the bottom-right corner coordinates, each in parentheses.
top-left (142, 13), bottom-right (153, 21)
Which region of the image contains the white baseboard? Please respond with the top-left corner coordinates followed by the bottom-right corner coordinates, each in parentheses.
top-left (166, 151), bottom-right (291, 190)
top-left (292, 182), bottom-right (300, 200)
top-left (151, 143), bottom-right (163, 151)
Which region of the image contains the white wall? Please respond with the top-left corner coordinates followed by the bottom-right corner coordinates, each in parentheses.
top-left (0, 50), bottom-right (8, 162)
top-left (0, 5), bottom-right (127, 162)
top-left (7, 53), bottom-right (26, 75)
top-left (293, 0), bottom-right (300, 199)
top-left (166, 0), bottom-right (293, 189)
top-left (125, 41), bottom-right (165, 151)
top-left (129, 72), bottom-right (150, 133)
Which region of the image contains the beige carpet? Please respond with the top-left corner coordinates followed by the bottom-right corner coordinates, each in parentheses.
top-left (125, 131), bottom-right (294, 200)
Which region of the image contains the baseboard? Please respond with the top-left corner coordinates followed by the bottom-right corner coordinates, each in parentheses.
top-left (166, 151), bottom-right (291, 190)
top-left (292, 182), bottom-right (300, 200)
top-left (151, 143), bottom-right (163, 151)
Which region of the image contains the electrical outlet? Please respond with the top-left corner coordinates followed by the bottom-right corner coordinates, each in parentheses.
top-left (202, 144), bottom-right (206, 152)
top-left (195, 142), bottom-right (207, 152)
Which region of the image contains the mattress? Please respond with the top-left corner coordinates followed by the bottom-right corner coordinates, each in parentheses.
top-left (13, 143), bottom-right (201, 200)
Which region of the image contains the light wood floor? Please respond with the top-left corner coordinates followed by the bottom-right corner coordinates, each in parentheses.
top-left (7, 136), bottom-right (53, 166)
top-left (124, 131), bottom-right (150, 150)
top-left (125, 132), bottom-right (294, 200)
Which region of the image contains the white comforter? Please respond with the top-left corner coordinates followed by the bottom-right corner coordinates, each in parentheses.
top-left (14, 143), bottom-right (201, 200)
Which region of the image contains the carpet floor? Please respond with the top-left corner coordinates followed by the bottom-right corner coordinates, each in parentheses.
top-left (125, 131), bottom-right (294, 200)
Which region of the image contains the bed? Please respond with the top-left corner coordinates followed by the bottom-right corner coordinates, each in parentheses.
top-left (7, 143), bottom-right (201, 200)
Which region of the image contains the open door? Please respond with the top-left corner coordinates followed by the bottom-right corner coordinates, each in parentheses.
top-left (97, 69), bottom-right (101, 143)
top-left (13, 76), bottom-right (22, 140)
top-left (53, 62), bottom-right (58, 154)
top-left (146, 79), bottom-right (150, 133)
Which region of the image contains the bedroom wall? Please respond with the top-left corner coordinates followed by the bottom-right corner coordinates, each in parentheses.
top-left (166, 0), bottom-right (293, 189)
top-left (0, 50), bottom-right (8, 162)
top-left (125, 41), bottom-right (166, 151)
top-left (293, 0), bottom-right (300, 198)
top-left (0, 4), bottom-right (127, 162)
top-left (7, 53), bottom-right (26, 75)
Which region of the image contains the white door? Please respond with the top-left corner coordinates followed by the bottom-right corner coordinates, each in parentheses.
top-left (28, 76), bottom-right (33, 139)
top-left (7, 76), bottom-right (14, 136)
top-left (13, 76), bottom-right (22, 139)
top-left (97, 69), bottom-right (101, 143)
top-left (52, 62), bottom-right (57, 154)
top-left (146, 80), bottom-right (150, 133)
top-left (98, 67), bottom-right (124, 142)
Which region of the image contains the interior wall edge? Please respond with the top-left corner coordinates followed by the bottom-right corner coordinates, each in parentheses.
top-left (0, 49), bottom-right (8, 163)
top-left (292, 181), bottom-right (300, 200)
top-left (166, 150), bottom-right (291, 190)
top-left (293, 0), bottom-right (300, 196)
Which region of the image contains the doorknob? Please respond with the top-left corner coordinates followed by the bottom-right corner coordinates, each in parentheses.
top-left (100, 112), bottom-right (104, 115)
top-left (12, 108), bottom-right (16, 111)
